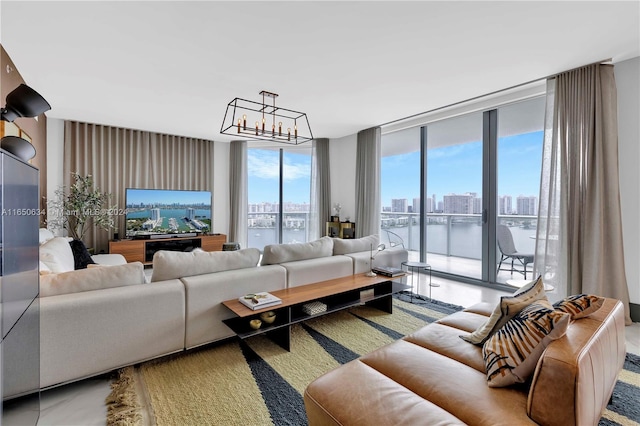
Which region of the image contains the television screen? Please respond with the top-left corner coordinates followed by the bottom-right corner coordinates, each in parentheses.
top-left (125, 188), bottom-right (212, 238)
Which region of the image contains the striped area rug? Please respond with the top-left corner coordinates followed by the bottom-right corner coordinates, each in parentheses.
top-left (107, 294), bottom-right (640, 426)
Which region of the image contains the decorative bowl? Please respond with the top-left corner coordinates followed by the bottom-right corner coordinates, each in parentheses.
top-left (260, 311), bottom-right (276, 324)
top-left (249, 319), bottom-right (262, 330)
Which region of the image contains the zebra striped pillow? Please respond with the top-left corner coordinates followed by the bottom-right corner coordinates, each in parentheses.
top-left (483, 299), bottom-right (570, 388)
top-left (553, 294), bottom-right (604, 320)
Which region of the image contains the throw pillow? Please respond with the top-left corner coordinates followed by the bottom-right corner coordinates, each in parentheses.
top-left (460, 276), bottom-right (546, 345)
top-left (553, 294), bottom-right (605, 320)
top-left (39, 236), bottom-right (76, 273)
top-left (483, 299), bottom-right (570, 387)
top-left (68, 239), bottom-right (97, 269)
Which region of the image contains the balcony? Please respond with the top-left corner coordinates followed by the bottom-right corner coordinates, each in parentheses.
top-left (382, 212), bottom-right (537, 284)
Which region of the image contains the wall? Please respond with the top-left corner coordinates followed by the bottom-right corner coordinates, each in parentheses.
top-left (616, 57), bottom-right (640, 309)
top-left (329, 133), bottom-right (357, 222)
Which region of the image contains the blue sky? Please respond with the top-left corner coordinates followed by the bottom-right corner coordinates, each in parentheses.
top-left (382, 131), bottom-right (543, 207)
top-left (248, 149), bottom-right (311, 204)
top-left (246, 131), bottom-right (543, 207)
top-left (126, 188), bottom-right (212, 206)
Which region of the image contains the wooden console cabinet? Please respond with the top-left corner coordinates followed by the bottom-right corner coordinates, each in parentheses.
top-left (109, 234), bottom-right (227, 264)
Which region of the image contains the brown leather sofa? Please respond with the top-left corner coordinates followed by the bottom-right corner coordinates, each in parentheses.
top-left (304, 298), bottom-right (626, 426)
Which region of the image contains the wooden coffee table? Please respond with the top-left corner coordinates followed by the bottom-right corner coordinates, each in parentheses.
top-left (222, 273), bottom-right (408, 351)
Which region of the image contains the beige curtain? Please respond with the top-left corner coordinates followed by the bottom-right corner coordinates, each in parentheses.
top-left (534, 64), bottom-right (632, 325)
top-left (310, 138), bottom-right (331, 240)
top-left (355, 127), bottom-right (381, 238)
top-left (64, 121), bottom-right (214, 253)
top-left (229, 140), bottom-right (247, 248)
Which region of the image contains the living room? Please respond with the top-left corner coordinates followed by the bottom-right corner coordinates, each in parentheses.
top-left (1, 1), bottom-right (639, 425)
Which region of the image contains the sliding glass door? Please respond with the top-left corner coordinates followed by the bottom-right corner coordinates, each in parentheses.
top-left (247, 146), bottom-right (312, 250)
top-left (381, 96), bottom-right (545, 286)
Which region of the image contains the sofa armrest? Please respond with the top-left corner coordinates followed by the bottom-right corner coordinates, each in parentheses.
top-left (527, 298), bottom-right (626, 426)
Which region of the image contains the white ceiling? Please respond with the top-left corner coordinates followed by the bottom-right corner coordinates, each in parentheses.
top-left (1, 1), bottom-right (638, 142)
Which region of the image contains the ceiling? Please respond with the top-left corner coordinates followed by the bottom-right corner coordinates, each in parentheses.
top-left (1, 1), bottom-right (638, 142)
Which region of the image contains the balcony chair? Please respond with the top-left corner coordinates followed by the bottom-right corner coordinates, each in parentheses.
top-left (384, 229), bottom-right (405, 249)
top-left (496, 224), bottom-right (534, 279)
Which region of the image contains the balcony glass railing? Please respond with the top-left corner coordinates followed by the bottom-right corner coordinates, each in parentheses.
top-left (248, 212), bottom-right (310, 249)
top-left (381, 212), bottom-right (537, 260)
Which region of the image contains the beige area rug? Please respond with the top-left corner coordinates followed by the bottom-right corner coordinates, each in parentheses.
top-left (105, 295), bottom-right (640, 426)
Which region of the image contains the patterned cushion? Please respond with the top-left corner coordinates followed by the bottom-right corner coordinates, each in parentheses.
top-left (483, 299), bottom-right (570, 387)
top-left (553, 294), bottom-right (605, 320)
top-left (461, 276), bottom-right (546, 345)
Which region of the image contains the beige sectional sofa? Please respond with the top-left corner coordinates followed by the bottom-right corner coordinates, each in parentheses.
top-left (35, 234), bottom-right (407, 393)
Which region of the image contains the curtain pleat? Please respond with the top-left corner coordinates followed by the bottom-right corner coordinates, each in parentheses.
top-left (310, 138), bottom-right (331, 241)
top-left (63, 121), bottom-right (215, 254)
top-left (229, 140), bottom-right (247, 248)
top-left (534, 64), bottom-right (631, 324)
top-left (355, 127), bottom-right (381, 238)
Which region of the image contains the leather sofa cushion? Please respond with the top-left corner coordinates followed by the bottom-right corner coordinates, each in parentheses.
top-left (40, 261), bottom-right (146, 297)
top-left (151, 248), bottom-right (260, 282)
top-left (332, 234), bottom-right (379, 255)
top-left (261, 236), bottom-right (333, 265)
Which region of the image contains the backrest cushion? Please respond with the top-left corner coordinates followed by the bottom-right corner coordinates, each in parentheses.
top-left (553, 294), bottom-right (605, 320)
top-left (461, 276), bottom-right (546, 345)
top-left (151, 248), bottom-right (261, 282)
top-left (39, 237), bottom-right (75, 273)
top-left (332, 234), bottom-right (379, 255)
top-left (483, 299), bottom-right (570, 387)
top-left (40, 261), bottom-right (146, 297)
top-left (261, 236), bottom-right (334, 265)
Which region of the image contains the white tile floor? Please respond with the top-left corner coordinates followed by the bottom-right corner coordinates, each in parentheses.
top-left (3, 275), bottom-right (639, 425)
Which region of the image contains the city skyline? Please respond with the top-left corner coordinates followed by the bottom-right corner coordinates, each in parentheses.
top-left (247, 130), bottom-right (543, 212)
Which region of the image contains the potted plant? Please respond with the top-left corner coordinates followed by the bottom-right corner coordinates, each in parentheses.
top-left (47, 172), bottom-right (116, 241)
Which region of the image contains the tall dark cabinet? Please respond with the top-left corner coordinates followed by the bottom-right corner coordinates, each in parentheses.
top-left (0, 150), bottom-right (40, 425)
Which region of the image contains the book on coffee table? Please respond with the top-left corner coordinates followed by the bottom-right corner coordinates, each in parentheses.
top-left (372, 266), bottom-right (405, 277)
top-left (239, 292), bottom-right (282, 310)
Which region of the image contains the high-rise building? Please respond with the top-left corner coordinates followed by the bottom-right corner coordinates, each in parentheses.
top-left (150, 208), bottom-right (160, 220)
top-left (426, 197), bottom-right (434, 213)
top-left (443, 193), bottom-right (474, 214)
top-left (391, 198), bottom-right (408, 213)
top-left (499, 195), bottom-right (513, 215)
top-left (516, 195), bottom-right (538, 215)
top-left (412, 197), bottom-right (420, 214)
top-left (186, 208), bottom-right (195, 220)
top-left (473, 197), bottom-right (482, 214)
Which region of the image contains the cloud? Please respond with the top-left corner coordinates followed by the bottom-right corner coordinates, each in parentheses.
top-left (248, 150), bottom-right (310, 182)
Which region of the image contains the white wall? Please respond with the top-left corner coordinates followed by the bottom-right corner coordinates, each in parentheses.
top-left (45, 118), bottom-right (65, 235)
top-left (329, 134), bottom-right (357, 222)
top-left (616, 57), bottom-right (640, 305)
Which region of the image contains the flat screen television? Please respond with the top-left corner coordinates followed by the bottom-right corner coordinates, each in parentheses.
top-left (125, 188), bottom-right (212, 238)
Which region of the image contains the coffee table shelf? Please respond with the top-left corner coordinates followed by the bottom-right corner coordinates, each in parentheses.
top-left (222, 274), bottom-right (408, 350)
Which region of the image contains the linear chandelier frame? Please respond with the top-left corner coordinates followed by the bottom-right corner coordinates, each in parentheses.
top-left (220, 91), bottom-right (313, 145)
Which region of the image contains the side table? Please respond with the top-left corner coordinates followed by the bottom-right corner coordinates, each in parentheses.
top-left (401, 261), bottom-right (440, 300)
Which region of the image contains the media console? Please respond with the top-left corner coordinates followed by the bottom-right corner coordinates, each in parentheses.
top-left (109, 234), bottom-right (227, 264)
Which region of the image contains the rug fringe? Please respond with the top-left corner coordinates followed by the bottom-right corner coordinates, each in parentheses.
top-left (106, 366), bottom-right (143, 426)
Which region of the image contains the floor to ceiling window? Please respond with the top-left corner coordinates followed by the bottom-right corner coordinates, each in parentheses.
top-left (247, 146), bottom-right (312, 250)
top-left (381, 95), bottom-right (545, 286)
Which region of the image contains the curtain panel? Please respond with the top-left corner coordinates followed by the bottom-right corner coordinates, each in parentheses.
top-left (63, 121), bottom-right (215, 253)
top-left (355, 127), bottom-right (381, 238)
top-left (534, 64), bottom-right (631, 324)
top-left (229, 140), bottom-right (247, 248)
top-left (310, 138), bottom-right (331, 241)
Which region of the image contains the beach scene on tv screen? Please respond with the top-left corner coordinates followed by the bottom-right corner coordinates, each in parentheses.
top-left (125, 189), bottom-right (211, 236)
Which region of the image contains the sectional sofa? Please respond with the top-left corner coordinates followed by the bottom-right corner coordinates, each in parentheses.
top-left (35, 234), bottom-right (407, 393)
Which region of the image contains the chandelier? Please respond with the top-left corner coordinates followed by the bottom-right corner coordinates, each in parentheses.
top-left (220, 91), bottom-right (313, 145)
